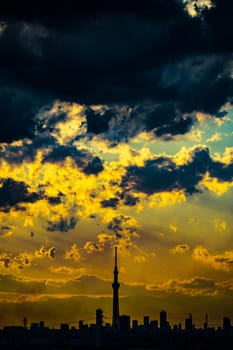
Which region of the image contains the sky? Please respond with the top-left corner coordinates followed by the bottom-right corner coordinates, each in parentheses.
top-left (0, 0), bottom-right (232, 328)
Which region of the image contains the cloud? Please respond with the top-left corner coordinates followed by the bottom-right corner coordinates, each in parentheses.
top-left (47, 216), bottom-right (77, 232)
top-left (35, 101), bottom-right (87, 145)
top-left (43, 145), bottom-right (104, 175)
top-left (169, 224), bottom-right (177, 233)
top-left (83, 241), bottom-right (103, 255)
top-left (0, 274), bottom-right (46, 294)
top-left (213, 219), bottom-right (229, 233)
top-left (0, 87), bottom-right (47, 143)
top-left (214, 147), bottom-right (233, 165)
top-left (0, 252), bottom-right (33, 270)
top-left (193, 246), bottom-right (233, 271)
top-left (0, 1), bottom-right (232, 145)
top-left (49, 265), bottom-right (86, 276)
top-left (82, 215), bottom-right (140, 256)
top-left (206, 132), bottom-right (222, 142)
top-left (169, 244), bottom-right (190, 254)
top-left (0, 245), bottom-right (59, 272)
top-left (64, 244), bottom-right (81, 262)
top-left (0, 178), bottom-right (41, 212)
top-left (101, 197), bottom-right (119, 209)
top-left (0, 140), bottom-right (39, 164)
top-left (148, 276), bottom-right (217, 296)
top-left (200, 173), bottom-right (233, 195)
top-left (35, 246), bottom-right (56, 259)
top-left (134, 251), bottom-right (156, 264)
top-left (121, 146), bottom-right (233, 196)
top-left (86, 104), bottom-right (196, 143)
top-left (181, 0), bottom-right (215, 17)
top-left (0, 21), bottom-right (7, 34)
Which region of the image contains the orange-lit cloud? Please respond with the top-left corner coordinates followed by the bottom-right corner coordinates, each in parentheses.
top-left (193, 246), bottom-right (233, 271)
top-left (64, 244), bottom-right (81, 262)
top-left (169, 244), bottom-right (190, 255)
top-left (200, 172), bottom-right (233, 195)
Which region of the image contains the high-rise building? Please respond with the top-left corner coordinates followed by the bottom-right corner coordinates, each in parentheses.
top-left (160, 310), bottom-right (167, 329)
top-left (223, 317), bottom-right (231, 331)
top-left (143, 316), bottom-right (150, 327)
top-left (185, 313), bottom-right (193, 332)
top-left (119, 315), bottom-right (130, 330)
top-left (112, 246), bottom-right (120, 330)
top-left (96, 309), bottom-right (103, 327)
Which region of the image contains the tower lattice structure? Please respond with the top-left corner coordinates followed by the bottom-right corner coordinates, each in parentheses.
top-left (112, 246), bottom-right (120, 330)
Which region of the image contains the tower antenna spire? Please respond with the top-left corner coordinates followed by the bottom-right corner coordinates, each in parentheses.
top-left (115, 246), bottom-right (118, 267)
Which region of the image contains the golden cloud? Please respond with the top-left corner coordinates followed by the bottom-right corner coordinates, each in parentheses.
top-left (35, 246), bottom-right (56, 260)
top-left (64, 244), bottom-right (81, 262)
top-left (200, 172), bottom-right (233, 195)
top-left (206, 132), bottom-right (222, 143)
top-left (169, 244), bottom-right (190, 255)
top-left (36, 101), bottom-right (87, 145)
top-left (182, 0), bottom-right (214, 18)
top-left (0, 252), bottom-right (33, 271)
top-left (193, 246), bottom-right (233, 271)
top-left (49, 265), bottom-right (86, 275)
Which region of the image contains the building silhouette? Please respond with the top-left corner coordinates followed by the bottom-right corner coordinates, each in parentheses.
top-left (112, 246), bottom-right (120, 330)
top-left (160, 310), bottom-right (169, 331)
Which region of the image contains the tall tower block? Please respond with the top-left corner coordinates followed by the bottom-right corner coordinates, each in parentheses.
top-left (112, 246), bottom-right (120, 330)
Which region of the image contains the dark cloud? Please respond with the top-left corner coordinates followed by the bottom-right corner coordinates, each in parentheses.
top-left (83, 156), bottom-right (104, 175)
top-left (47, 217), bottom-right (77, 232)
top-left (43, 146), bottom-right (104, 175)
top-left (107, 215), bottom-right (139, 244)
top-left (103, 191), bottom-right (139, 207)
top-left (0, 178), bottom-right (41, 212)
top-left (0, 83), bottom-right (52, 143)
top-left (122, 147), bottom-right (233, 195)
top-left (0, 140), bottom-right (36, 164)
top-left (86, 108), bottom-right (113, 135)
top-left (47, 196), bottom-right (62, 205)
top-left (0, 134), bottom-right (56, 165)
top-left (86, 104), bottom-right (196, 142)
top-left (215, 257), bottom-right (233, 265)
top-left (0, 1), bottom-right (232, 143)
top-left (122, 194), bottom-right (139, 207)
top-left (0, 257), bottom-right (11, 268)
top-left (101, 197), bottom-right (119, 209)
top-left (0, 87), bottom-right (45, 143)
top-left (0, 1), bottom-right (185, 28)
top-left (49, 247), bottom-right (56, 259)
top-left (181, 277), bottom-right (216, 290)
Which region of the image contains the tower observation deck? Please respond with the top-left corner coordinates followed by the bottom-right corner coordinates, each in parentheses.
top-left (112, 246), bottom-right (120, 330)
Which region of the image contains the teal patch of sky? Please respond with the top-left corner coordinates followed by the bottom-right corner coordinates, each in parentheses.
top-left (86, 108), bottom-right (233, 162)
top-left (131, 109), bottom-right (233, 157)
top-left (205, 109), bottom-right (233, 154)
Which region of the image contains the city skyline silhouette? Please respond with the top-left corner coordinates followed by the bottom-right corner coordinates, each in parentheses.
top-left (0, 248), bottom-right (232, 349)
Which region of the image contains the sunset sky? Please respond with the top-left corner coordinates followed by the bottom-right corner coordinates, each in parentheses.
top-left (0, 0), bottom-right (232, 328)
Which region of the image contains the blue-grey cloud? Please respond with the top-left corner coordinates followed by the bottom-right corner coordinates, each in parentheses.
top-left (47, 217), bottom-right (77, 232)
top-left (122, 147), bottom-right (233, 195)
top-left (0, 178), bottom-right (41, 212)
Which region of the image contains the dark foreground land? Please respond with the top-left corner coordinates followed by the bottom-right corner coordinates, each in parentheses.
top-left (0, 326), bottom-right (233, 350)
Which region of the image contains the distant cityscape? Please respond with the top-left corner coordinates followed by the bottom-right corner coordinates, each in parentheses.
top-left (0, 247), bottom-right (232, 349)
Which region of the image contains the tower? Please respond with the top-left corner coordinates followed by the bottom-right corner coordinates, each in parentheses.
top-left (112, 246), bottom-right (120, 330)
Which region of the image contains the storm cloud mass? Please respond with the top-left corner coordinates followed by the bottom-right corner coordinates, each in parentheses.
top-left (0, 0), bottom-right (233, 328)
top-left (0, 0), bottom-right (232, 143)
